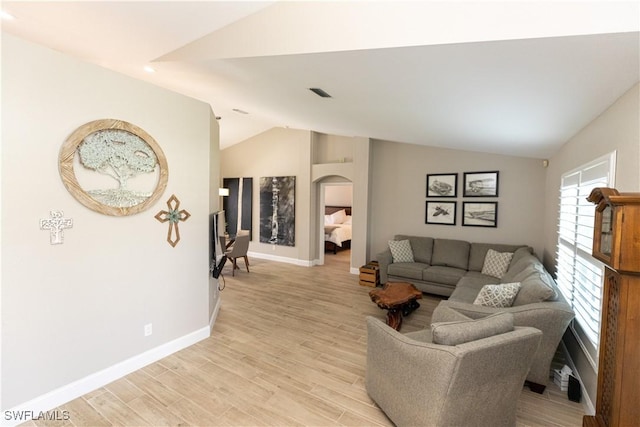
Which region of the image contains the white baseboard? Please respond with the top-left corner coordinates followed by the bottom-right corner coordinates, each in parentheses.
top-left (558, 339), bottom-right (595, 415)
top-left (2, 326), bottom-right (210, 427)
top-left (248, 251), bottom-right (314, 267)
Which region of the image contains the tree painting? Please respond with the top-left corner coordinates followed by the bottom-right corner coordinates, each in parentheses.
top-left (259, 176), bottom-right (295, 246)
top-left (78, 129), bottom-right (158, 207)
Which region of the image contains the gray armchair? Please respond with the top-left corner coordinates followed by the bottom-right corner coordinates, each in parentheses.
top-left (366, 313), bottom-right (542, 427)
top-left (431, 297), bottom-right (574, 392)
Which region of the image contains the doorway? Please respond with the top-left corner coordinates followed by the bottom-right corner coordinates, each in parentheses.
top-left (320, 182), bottom-right (353, 270)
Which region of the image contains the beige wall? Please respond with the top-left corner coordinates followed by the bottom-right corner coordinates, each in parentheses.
top-left (222, 129), bottom-right (372, 270)
top-left (543, 83), bottom-right (640, 409)
top-left (369, 140), bottom-right (547, 258)
top-left (543, 83), bottom-right (640, 267)
top-left (221, 127), bottom-right (313, 262)
top-left (325, 185), bottom-right (353, 206)
top-left (209, 112), bottom-right (222, 322)
top-left (1, 34), bottom-right (217, 410)
top-left (222, 127), bottom-right (546, 269)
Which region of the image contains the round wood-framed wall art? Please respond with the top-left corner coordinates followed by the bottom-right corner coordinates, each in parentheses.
top-left (59, 119), bottom-right (169, 216)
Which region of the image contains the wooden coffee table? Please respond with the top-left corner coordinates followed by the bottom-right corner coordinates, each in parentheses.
top-left (369, 282), bottom-right (422, 331)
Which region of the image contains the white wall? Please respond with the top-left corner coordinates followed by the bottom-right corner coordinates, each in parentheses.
top-left (1, 34), bottom-right (216, 410)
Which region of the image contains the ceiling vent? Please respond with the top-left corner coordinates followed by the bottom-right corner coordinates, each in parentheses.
top-left (309, 88), bottom-right (332, 98)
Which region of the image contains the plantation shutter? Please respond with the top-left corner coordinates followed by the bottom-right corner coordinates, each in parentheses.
top-left (556, 152), bottom-right (615, 366)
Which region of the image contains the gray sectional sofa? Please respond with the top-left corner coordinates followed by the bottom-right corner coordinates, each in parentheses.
top-left (376, 235), bottom-right (575, 392)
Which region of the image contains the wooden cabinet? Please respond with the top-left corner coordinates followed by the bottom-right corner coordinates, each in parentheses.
top-left (583, 188), bottom-right (640, 427)
top-left (589, 187), bottom-right (640, 273)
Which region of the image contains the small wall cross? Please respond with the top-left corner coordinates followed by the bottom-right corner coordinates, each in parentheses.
top-left (155, 194), bottom-right (191, 247)
top-left (40, 210), bottom-right (73, 245)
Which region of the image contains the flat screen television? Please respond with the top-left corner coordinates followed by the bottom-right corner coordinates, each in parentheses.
top-left (210, 211), bottom-right (227, 278)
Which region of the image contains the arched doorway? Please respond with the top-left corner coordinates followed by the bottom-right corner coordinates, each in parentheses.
top-left (320, 181), bottom-right (353, 270)
top-left (318, 177), bottom-right (359, 270)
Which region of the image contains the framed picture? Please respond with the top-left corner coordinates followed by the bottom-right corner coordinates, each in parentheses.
top-left (426, 201), bottom-right (456, 225)
top-left (259, 176), bottom-right (296, 246)
top-left (427, 173), bottom-right (457, 197)
top-left (462, 202), bottom-right (498, 227)
top-left (59, 119), bottom-right (169, 216)
top-left (463, 171), bottom-right (499, 197)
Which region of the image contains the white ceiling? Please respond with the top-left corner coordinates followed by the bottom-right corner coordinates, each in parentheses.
top-left (2, 1), bottom-right (639, 158)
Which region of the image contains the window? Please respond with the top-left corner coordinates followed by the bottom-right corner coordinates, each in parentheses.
top-left (556, 152), bottom-right (616, 368)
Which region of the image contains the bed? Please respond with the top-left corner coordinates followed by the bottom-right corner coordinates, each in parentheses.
top-left (324, 206), bottom-right (352, 254)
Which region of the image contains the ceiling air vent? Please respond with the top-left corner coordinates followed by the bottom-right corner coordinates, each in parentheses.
top-left (309, 88), bottom-right (332, 98)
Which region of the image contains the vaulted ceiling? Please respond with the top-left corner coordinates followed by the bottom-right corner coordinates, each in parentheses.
top-left (2, 1), bottom-right (639, 158)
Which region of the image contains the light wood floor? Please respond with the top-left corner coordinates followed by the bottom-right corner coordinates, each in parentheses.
top-left (24, 250), bottom-right (585, 426)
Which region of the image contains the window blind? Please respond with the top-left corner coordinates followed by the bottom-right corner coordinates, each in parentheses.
top-left (556, 152), bottom-right (615, 367)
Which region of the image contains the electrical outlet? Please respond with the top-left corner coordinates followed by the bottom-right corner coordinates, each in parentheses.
top-left (272, 244), bottom-right (276, 251)
top-left (144, 323), bottom-right (153, 337)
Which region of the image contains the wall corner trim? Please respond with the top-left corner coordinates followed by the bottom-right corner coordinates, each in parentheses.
top-left (2, 327), bottom-right (210, 425)
top-left (210, 295), bottom-right (222, 333)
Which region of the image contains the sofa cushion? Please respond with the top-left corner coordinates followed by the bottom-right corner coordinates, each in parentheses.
top-left (388, 240), bottom-right (414, 263)
top-left (464, 271), bottom-right (499, 281)
top-left (468, 243), bottom-right (527, 272)
top-left (510, 246), bottom-right (534, 266)
top-left (473, 283), bottom-right (521, 308)
top-left (481, 249), bottom-right (514, 279)
top-left (431, 239), bottom-right (470, 270)
top-left (511, 265), bottom-right (558, 305)
top-left (431, 312), bottom-right (515, 346)
top-left (423, 266), bottom-right (467, 286)
top-left (388, 262), bottom-right (429, 280)
top-left (448, 276), bottom-right (489, 302)
top-left (405, 328), bottom-right (434, 343)
top-left (395, 235), bottom-right (434, 264)
top-left (501, 253), bottom-right (540, 283)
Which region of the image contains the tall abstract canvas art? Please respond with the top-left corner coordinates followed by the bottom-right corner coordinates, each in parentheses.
top-left (260, 176), bottom-right (295, 246)
top-left (222, 177), bottom-right (253, 239)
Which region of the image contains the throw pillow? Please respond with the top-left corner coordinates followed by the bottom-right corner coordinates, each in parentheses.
top-left (481, 249), bottom-right (514, 279)
top-left (388, 239), bottom-right (414, 263)
top-left (431, 312), bottom-right (515, 346)
top-left (473, 282), bottom-right (521, 308)
top-left (324, 214), bottom-right (334, 225)
top-left (330, 209), bottom-right (347, 224)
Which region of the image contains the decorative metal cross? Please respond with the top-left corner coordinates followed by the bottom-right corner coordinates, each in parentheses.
top-left (155, 194), bottom-right (191, 247)
top-left (40, 210), bottom-right (73, 245)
